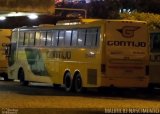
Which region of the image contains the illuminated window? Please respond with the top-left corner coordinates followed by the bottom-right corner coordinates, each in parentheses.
top-left (35, 32), bottom-right (41, 46)
top-left (71, 30), bottom-right (78, 47)
top-left (58, 30), bottom-right (65, 47)
top-left (65, 30), bottom-right (72, 47)
top-left (40, 32), bottom-right (47, 46)
top-left (77, 29), bottom-right (86, 47)
top-left (24, 32), bottom-right (30, 46)
top-left (29, 32), bottom-right (35, 46)
top-left (85, 28), bottom-right (99, 47)
top-left (52, 30), bottom-right (59, 47)
top-left (19, 31), bottom-right (25, 46)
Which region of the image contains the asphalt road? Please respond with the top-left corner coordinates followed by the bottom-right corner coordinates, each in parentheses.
top-left (0, 79), bottom-right (160, 114)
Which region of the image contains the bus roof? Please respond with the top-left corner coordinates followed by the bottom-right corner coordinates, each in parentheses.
top-left (12, 24), bottom-right (55, 31)
top-left (57, 19), bottom-right (147, 25)
top-left (12, 19), bottom-right (147, 31)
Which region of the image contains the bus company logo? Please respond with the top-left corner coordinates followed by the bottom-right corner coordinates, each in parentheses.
top-left (117, 26), bottom-right (140, 38)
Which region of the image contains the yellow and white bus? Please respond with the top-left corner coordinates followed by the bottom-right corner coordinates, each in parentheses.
top-left (0, 29), bottom-right (11, 80)
top-left (149, 31), bottom-right (160, 87)
top-left (7, 19), bottom-right (149, 92)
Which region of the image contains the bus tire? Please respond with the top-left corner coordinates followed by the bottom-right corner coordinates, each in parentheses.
top-left (18, 68), bottom-right (29, 86)
top-left (2, 73), bottom-right (8, 81)
top-left (73, 73), bottom-right (82, 93)
top-left (64, 72), bottom-right (72, 92)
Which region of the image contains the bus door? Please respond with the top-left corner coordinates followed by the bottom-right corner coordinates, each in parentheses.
top-left (8, 31), bottom-right (18, 67)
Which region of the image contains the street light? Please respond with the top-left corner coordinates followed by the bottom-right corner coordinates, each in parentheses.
top-left (0, 16), bottom-right (6, 21)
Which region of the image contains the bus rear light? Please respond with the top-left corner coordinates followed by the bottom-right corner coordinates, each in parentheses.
top-left (101, 64), bottom-right (106, 73)
top-left (145, 65), bottom-right (149, 76)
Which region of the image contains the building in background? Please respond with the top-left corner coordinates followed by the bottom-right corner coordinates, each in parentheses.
top-left (55, 0), bottom-right (91, 4)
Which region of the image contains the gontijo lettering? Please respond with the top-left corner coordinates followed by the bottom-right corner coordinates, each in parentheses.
top-left (107, 41), bottom-right (146, 47)
top-left (47, 51), bottom-right (71, 59)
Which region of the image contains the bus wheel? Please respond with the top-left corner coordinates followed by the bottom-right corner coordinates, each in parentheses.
top-left (18, 68), bottom-right (29, 86)
top-left (64, 72), bottom-right (72, 92)
top-left (2, 73), bottom-right (8, 81)
top-left (73, 73), bottom-right (82, 93)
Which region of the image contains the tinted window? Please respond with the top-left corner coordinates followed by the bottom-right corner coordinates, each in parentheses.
top-left (19, 31), bottom-right (25, 46)
top-left (85, 28), bottom-right (98, 47)
top-left (46, 31), bottom-right (52, 46)
top-left (40, 32), bottom-right (46, 46)
top-left (77, 29), bottom-right (86, 47)
top-left (24, 32), bottom-right (30, 46)
top-left (65, 30), bottom-right (72, 47)
top-left (29, 32), bottom-right (35, 46)
top-left (71, 30), bottom-right (78, 47)
top-left (52, 30), bottom-right (59, 46)
top-left (58, 30), bottom-right (65, 47)
top-left (151, 33), bottom-right (160, 52)
top-left (35, 32), bottom-right (41, 46)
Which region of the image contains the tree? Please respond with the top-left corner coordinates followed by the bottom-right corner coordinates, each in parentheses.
top-left (135, 0), bottom-right (160, 14)
top-left (120, 12), bottom-right (160, 31)
top-left (87, 0), bottom-right (121, 19)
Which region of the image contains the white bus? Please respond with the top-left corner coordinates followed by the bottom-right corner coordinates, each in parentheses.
top-left (7, 19), bottom-right (149, 92)
top-left (150, 31), bottom-right (160, 87)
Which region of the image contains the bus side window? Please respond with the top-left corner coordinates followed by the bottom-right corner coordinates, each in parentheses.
top-left (71, 30), bottom-right (78, 47)
top-left (35, 32), bottom-right (41, 46)
top-left (85, 28), bottom-right (99, 47)
top-left (24, 32), bottom-right (30, 46)
top-left (29, 32), bottom-right (35, 46)
top-left (77, 29), bottom-right (86, 47)
top-left (58, 30), bottom-right (65, 47)
top-left (46, 31), bottom-right (52, 47)
top-left (65, 30), bottom-right (72, 47)
top-left (19, 32), bottom-right (25, 46)
top-left (85, 28), bottom-right (98, 47)
top-left (40, 32), bottom-right (47, 46)
top-left (52, 30), bottom-right (59, 47)
top-left (96, 28), bottom-right (100, 47)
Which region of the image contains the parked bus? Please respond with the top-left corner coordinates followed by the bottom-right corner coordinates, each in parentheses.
top-left (7, 19), bottom-right (149, 92)
top-left (149, 31), bottom-right (160, 87)
top-left (0, 29), bottom-right (11, 80)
